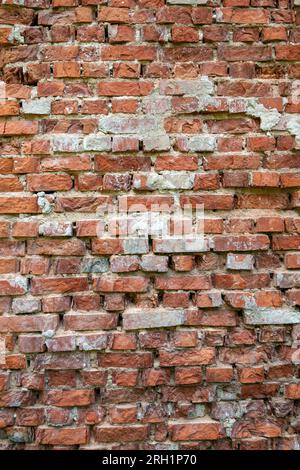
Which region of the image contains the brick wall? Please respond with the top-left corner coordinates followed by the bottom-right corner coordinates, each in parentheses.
top-left (0, 0), bottom-right (299, 450)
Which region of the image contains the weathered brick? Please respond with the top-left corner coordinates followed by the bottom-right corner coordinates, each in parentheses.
top-left (36, 427), bottom-right (88, 445)
top-left (123, 309), bottom-right (185, 330)
top-left (0, 277), bottom-right (28, 296)
top-left (94, 425), bottom-right (148, 443)
top-left (169, 420), bottom-right (222, 441)
top-left (226, 254), bottom-right (254, 270)
top-left (244, 308), bottom-right (300, 325)
top-left (160, 349), bottom-right (215, 366)
top-left (64, 313), bottom-right (117, 331)
top-left (99, 352), bottom-right (153, 368)
top-left (93, 276), bottom-right (149, 293)
top-left (0, 315), bottom-right (59, 333)
top-left (27, 239), bottom-right (85, 256)
top-left (153, 238), bottom-right (209, 254)
top-left (31, 277), bottom-right (89, 295)
top-left (12, 298), bottom-right (41, 314)
top-left (155, 275), bottom-right (211, 290)
top-left (214, 235), bottom-right (269, 252)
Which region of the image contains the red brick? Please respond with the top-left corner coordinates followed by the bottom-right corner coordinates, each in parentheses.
top-left (99, 352), bottom-right (153, 368)
top-left (160, 349), bottom-right (215, 366)
top-left (27, 174), bottom-right (73, 192)
top-left (36, 427), bottom-right (88, 445)
top-left (31, 277), bottom-right (89, 295)
top-left (169, 421), bottom-right (222, 441)
top-left (155, 275), bottom-right (211, 291)
top-left (213, 235), bottom-right (269, 251)
top-left (180, 195), bottom-right (234, 210)
top-left (213, 273), bottom-right (270, 289)
top-left (101, 45), bottom-right (156, 61)
top-left (175, 367), bottom-right (202, 385)
top-left (12, 221), bottom-right (39, 238)
top-left (20, 257), bottom-right (49, 276)
top-left (219, 8), bottom-right (270, 24)
top-left (206, 367), bottom-right (233, 383)
top-left (171, 26), bottom-right (199, 43)
top-left (0, 197), bottom-right (38, 214)
top-left (93, 276), bottom-right (149, 293)
top-left (163, 292), bottom-right (189, 308)
top-left (44, 390), bottom-right (94, 407)
top-left (0, 315), bottom-right (59, 333)
top-left (272, 235), bottom-right (300, 250)
top-left (185, 309), bottom-right (237, 327)
top-left (173, 330), bottom-right (198, 348)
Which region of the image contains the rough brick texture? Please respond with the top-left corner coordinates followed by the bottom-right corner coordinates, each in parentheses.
top-left (0, 0), bottom-right (299, 451)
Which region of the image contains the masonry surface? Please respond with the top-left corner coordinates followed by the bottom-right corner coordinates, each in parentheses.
top-left (0, 0), bottom-right (299, 451)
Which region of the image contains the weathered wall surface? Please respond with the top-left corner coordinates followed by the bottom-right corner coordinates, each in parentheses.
top-left (0, 0), bottom-right (300, 450)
